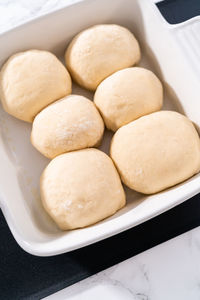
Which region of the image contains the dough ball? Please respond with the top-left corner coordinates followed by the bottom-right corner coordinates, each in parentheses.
top-left (31, 95), bottom-right (104, 158)
top-left (94, 67), bottom-right (163, 131)
top-left (40, 148), bottom-right (126, 230)
top-left (65, 24), bottom-right (141, 91)
top-left (110, 111), bottom-right (200, 194)
top-left (0, 50), bottom-right (72, 122)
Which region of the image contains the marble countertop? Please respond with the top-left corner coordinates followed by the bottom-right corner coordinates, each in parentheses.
top-left (0, 1), bottom-right (200, 299)
top-left (45, 227), bottom-right (200, 300)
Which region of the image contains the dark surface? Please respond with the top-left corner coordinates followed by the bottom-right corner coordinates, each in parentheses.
top-left (1, 195), bottom-right (200, 300)
top-left (1, 1), bottom-right (200, 299)
top-left (157, 0), bottom-right (200, 24)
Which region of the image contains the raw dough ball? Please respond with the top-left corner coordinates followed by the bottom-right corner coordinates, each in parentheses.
top-left (31, 95), bottom-right (104, 158)
top-left (40, 148), bottom-right (126, 230)
top-left (94, 67), bottom-right (163, 131)
top-left (110, 111), bottom-right (200, 194)
top-left (0, 50), bottom-right (72, 122)
top-left (65, 24), bottom-right (141, 91)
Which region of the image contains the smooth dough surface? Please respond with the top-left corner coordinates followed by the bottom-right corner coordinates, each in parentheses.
top-left (40, 148), bottom-right (126, 230)
top-left (0, 50), bottom-right (72, 122)
top-left (31, 95), bottom-right (104, 158)
top-left (65, 24), bottom-right (141, 91)
top-left (94, 67), bottom-right (163, 131)
top-left (110, 111), bottom-right (200, 194)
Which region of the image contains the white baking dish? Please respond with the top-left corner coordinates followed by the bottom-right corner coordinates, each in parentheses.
top-left (0, 0), bottom-right (200, 256)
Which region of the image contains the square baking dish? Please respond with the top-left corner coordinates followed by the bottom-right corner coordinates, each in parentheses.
top-left (0, 0), bottom-right (200, 256)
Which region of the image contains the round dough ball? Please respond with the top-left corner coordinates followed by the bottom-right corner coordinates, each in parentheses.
top-left (31, 95), bottom-right (104, 158)
top-left (65, 24), bottom-right (141, 91)
top-left (94, 67), bottom-right (163, 131)
top-left (0, 50), bottom-right (72, 122)
top-left (40, 148), bottom-right (126, 230)
top-left (110, 111), bottom-right (200, 194)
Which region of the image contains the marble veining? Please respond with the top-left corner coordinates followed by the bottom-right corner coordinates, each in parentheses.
top-left (45, 229), bottom-right (200, 300)
top-left (0, 0), bottom-right (75, 34)
top-left (0, 1), bottom-right (200, 299)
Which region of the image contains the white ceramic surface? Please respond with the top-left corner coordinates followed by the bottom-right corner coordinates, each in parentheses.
top-left (0, 0), bottom-right (200, 256)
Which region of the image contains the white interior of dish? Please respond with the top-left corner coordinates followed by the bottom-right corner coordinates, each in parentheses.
top-left (0, 0), bottom-right (199, 256)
